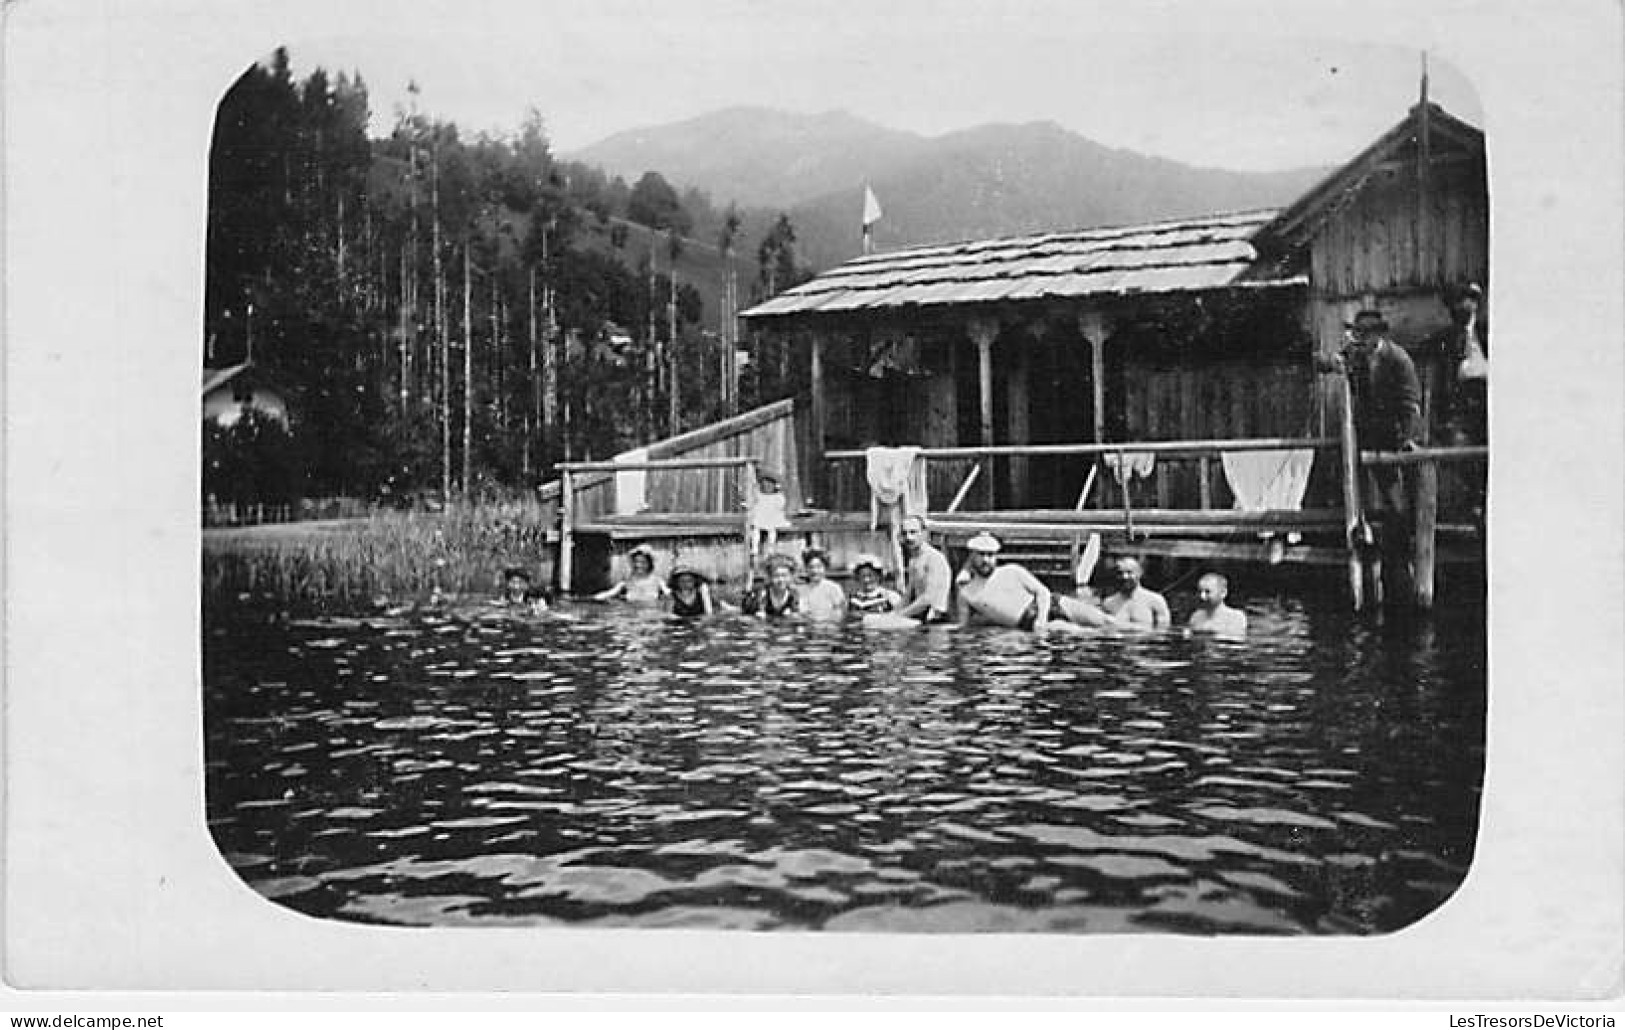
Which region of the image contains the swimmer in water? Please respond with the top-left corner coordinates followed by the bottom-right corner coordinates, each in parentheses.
top-left (953, 532), bottom-right (1103, 633)
top-left (742, 552), bottom-right (800, 618)
top-left (1187, 572), bottom-right (1248, 638)
top-left (896, 516), bottom-right (952, 624)
top-left (1101, 556), bottom-right (1171, 629)
top-left (593, 544), bottom-right (669, 604)
top-left (497, 566), bottom-right (549, 614)
top-left (798, 547), bottom-right (847, 619)
top-left (847, 553), bottom-right (902, 615)
top-left (666, 565), bottom-right (715, 617)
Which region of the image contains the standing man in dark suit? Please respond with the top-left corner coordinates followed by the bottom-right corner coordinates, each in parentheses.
top-left (1341, 307), bottom-right (1425, 600)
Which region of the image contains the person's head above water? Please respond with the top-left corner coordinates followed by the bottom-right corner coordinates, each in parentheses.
top-left (763, 552), bottom-right (796, 591)
top-left (851, 553), bottom-right (885, 591)
top-left (502, 566), bottom-right (533, 599)
top-left (964, 532), bottom-right (1001, 575)
top-left (1196, 572), bottom-right (1229, 610)
top-left (628, 545), bottom-right (656, 576)
top-left (802, 547), bottom-right (829, 580)
top-left (668, 565), bottom-right (706, 594)
top-left (899, 516), bottom-right (927, 555)
top-left (1114, 557), bottom-right (1144, 592)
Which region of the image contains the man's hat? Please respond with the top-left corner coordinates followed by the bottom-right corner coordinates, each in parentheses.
top-left (668, 564), bottom-right (708, 588)
top-left (965, 532), bottom-right (1002, 554)
top-left (1346, 308), bottom-right (1389, 331)
top-left (1448, 282), bottom-right (1484, 303)
top-left (502, 566), bottom-right (533, 582)
top-left (851, 553), bottom-right (886, 575)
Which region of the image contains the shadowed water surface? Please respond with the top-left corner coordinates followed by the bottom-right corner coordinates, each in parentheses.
top-left (204, 595), bottom-right (1484, 933)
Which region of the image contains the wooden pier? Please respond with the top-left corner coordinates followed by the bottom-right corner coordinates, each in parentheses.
top-left (547, 410), bottom-right (1485, 608)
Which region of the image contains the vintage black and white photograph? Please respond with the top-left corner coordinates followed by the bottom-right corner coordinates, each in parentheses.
top-left (193, 11), bottom-right (1496, 936)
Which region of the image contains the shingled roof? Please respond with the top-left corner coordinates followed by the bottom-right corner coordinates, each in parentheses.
top-left (740, 209), bottom-right (1302, 321)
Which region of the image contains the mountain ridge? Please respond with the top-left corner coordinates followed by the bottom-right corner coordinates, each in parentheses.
top-left (570, 106), bottom-right (1330, 272)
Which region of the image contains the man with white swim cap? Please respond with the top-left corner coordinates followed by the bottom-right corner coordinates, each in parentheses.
top-left (955, 533), bottom-right (1108, 632)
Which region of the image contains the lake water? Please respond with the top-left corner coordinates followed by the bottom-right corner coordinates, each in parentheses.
top-left (204, 592), bottom-right (1485, 933)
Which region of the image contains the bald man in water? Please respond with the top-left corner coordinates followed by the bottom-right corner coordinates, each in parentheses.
top-left (1101, 557), bottom-right (1171, 629)
top-left (1187, 572), bottom-right (1247, 637)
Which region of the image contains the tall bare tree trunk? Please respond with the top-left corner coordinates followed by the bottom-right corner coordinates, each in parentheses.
top-left (668, 237), bottom-right (679, 437)
top-left (525, 266), bottom-right (536, 478)
top-left (434, 160), bottom-right (449, 503)
top-left (463, 246), bottom-right (473, 498)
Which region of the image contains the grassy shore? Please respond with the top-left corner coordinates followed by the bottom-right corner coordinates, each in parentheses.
top-left (202, 504), bottom-right (554, 612)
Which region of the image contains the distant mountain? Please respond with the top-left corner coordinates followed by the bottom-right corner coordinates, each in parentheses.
top-left (569, 106), bottom-right (924, 210)
top-left (788, 121), bottom-right (1330, 269)
top-left (572, 107), bottom-right (1330, 274)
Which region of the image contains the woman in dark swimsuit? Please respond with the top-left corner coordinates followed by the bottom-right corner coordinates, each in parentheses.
top-left (667, 566), bottom-right (715, 617)
top-left (742, 553), bottom-right (800, 618)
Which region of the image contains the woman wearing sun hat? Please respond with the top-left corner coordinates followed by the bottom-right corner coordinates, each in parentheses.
top-left (593, 543), bottom-right (668, 604)
top-left (846, 553), bottom-right (902, 615)
top-left (665, 564), bottom-right (715, 617)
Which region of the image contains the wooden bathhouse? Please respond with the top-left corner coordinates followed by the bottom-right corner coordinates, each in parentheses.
top-left (551, 101), bottom-right (1488, 607)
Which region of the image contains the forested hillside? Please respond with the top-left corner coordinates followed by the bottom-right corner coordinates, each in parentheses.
top-left (204, 50), bottom-right (813, 509)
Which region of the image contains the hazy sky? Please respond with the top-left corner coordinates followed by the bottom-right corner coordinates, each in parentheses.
top-left (288, 0), bottom-right (1483, 172)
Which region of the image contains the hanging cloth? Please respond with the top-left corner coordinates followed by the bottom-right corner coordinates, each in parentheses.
top-left (1220, 448), bottom-right (1316, 512)
top-left (865, 446), bottom-right (927, 530)
top-left (1103, 451), bottom-right (1156, 484)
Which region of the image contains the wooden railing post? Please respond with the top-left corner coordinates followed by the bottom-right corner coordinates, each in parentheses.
top-left (743, 456), bottom-right (760, 566)
top-left (1411, 460), bottom-right (1439, 609)
top-left (559, 468), bottom-right (576, 595)
top-left (1337, 375), bottom-right (1367, 611)
top-left (1117, 448), bottom-right (1134, 540)
top-left (1198, 455), bottom-right (1213, 510)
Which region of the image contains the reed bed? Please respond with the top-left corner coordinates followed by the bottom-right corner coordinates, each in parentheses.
top-left (202, 503), bottom-right (555, 613)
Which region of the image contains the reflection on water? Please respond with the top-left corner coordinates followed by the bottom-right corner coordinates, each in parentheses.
top-left (204, 594), bottom-right (1485, 933)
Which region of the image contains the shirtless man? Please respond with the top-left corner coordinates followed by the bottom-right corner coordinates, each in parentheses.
top-left (1101, 556), bottom-right (1171, 629)
top-left (896, 515), bottom-right (952, 623)
top-left (1187, 572), bottom-right (1247, 637)
top-left (954, 533), bottom-right (1102, 632)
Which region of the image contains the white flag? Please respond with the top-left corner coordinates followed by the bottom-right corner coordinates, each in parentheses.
top-left (862, 185), bottom-right (883, 228)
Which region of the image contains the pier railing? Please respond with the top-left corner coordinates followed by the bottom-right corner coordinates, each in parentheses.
top-left (555, 455), bottom-right (760, 592)
top-left (826, 436), bottom-right (1341, 530)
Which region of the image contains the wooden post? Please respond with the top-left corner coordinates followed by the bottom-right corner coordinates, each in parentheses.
top-left (1412, 460), bottom-right (1438, 608)
top-left (1337, 374), bottom-right (1367, 611)
top-left (809, 330), bottom-right (827, 506)
top-left (559, 468), bottom-right (576, 594)
top-left (1198, 455), bottom-right (1213, 510)
top-left (743, 456), bottom-right (760, 567)
top-left (1007, 328), bottom-right (1032, 504)
top-left (1117, 448), bottom-right (1134, 541)
top-left (1078, 311), bottom-right (1109, 445)
top-left (968, 317), bottom-right (999, 509)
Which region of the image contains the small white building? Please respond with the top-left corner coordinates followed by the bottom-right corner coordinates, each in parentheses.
top-left (201, 363), bottom-right (289, 428)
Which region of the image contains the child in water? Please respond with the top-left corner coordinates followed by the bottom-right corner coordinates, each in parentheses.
top-left (798, 547), bottom-right (847, 619)
top-left (742, 552), bottom-right (800, 618)
top-left (666, 565), bottom-right (716, 617)
top-left (846, 553), bottom-right (902, 615)
top-left (592, 544), bottom-right (668, 604)
top-left (497, 566), bottom-right (550, 614)
top-left (748, 469), bottom-right (791, 553)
